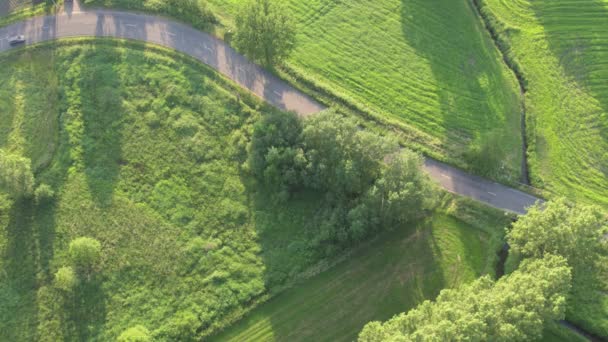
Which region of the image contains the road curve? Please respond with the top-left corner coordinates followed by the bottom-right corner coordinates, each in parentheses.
top-left (0, 6), bottom-right (541, 215)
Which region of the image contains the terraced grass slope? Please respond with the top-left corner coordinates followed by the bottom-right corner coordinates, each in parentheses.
top-left (478, 0), bottom-right (608, 205)
top-left (212, 199), bottom-right (511, 342)
top-left (0, 39), bottom-right (333, 341)
top-left (209, 0), bottom-right (525, 182)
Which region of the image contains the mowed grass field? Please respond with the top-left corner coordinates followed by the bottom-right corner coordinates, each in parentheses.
top-left (212, 200), bottom-right (512, 342)
top-left (201, 0), bottom-right (525, 181)
top-left (478, 0), bottom-right (608, 205)
top-left (0, 39), bottom-right (336, 341)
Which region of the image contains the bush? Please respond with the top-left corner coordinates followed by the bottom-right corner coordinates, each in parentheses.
top-left (35, 184), bottom-right (55, 204)
top-left (0, 150), bottom-right (34, 198)
top-left (69, 237), bottom-right (102, 278)
top-left (53, 266), bottom-right (78, 292)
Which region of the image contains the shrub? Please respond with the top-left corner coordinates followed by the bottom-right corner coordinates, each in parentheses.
top-left (53, 266), bottom-right (78, 293)
top-left (69, 237), bottom-right (102, 278)
top-left (0, 150), bottom-right (34, 198)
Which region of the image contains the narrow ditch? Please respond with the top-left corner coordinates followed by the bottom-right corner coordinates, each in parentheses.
top-left (469, 0), bottom-right (530, 185)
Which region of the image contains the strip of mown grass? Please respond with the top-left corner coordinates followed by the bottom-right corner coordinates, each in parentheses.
top-left (477, 0), bottom-right (608, 207)
top-left (0, 38), bottom-right (344, 341)
top-left (211, 197), bottom-right (512, 341)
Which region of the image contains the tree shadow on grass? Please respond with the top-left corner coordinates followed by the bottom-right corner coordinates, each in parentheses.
top-left (400, 0), bottom-right (522, 179)
top-left (63, 276), bottom-right (107, 341)
top-left (77, 43), bottom-right (125, 207)
top-left (1, 197), bottom-right (59, 340)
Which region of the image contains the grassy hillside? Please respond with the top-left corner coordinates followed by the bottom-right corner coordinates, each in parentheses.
top-left (212, 198), bottom-right (512, 341)
top-left (477, 0), bottom-right (608, 206)
top-left (85, 0), bottom-right (524, 183)
top-left (0, 39), bottom-right (338, 341)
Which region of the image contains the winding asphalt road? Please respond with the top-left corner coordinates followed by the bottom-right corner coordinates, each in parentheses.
top-left (0, 4), bottom-right (541, 215)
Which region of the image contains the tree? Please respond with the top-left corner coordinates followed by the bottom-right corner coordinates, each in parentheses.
top-left (0, 149), bottom-right (34, 198)
top-left (507, 198), bottom-right (608, 329)
top-left (359, 255), bottom-right (572, 342)
top-left (301, 111), bottom-right (398, 198)
top-left (347, 150), bottom-right (437, 240)
top-left (69, 237), bottom-right (102, 278)
top-left (507, 198), bottom-right (607, 272)
top-left (118, 325), bottom-right (152, 342)
top-left (234, 0), bottom-right (296, 65)
top-left (372, 150), bottom-right (437, 225)
top-left (53, 266), bottom-right (78, 293)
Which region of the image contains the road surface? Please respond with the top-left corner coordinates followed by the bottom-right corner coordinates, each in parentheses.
top-left (0, 5), bottom-right (541, 215)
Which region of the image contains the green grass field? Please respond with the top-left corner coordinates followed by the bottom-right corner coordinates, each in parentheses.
top-left (211, 198), bottom-right (511, 341)
top-left (0, 39), bottom-right (341, 341)
top-left (478, 0), bottom-right (608, 206)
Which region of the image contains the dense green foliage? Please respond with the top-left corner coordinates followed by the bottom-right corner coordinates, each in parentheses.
top-left (206, 0), bottom-right (523, 181)
top-left (477, 0), bottom-right (608, 205)
top-left (53, 266), bottom-right (78, 293)
top-left (234, 0), bottom-right (296, 65)
top-left (0, 150), bottom-right (34, 198)
top-left (83, 0), bottom-right (216, 29)
top-left (507, 199), bottom-right (608, 336)
top-left (250, 110), bottom-right (437, 251)
top-left (214, 197), bottom-right (512, 341)
top-left (68, 237), bottom-right (102, 278)
top-left (358, 255), bottom-right (572, 342)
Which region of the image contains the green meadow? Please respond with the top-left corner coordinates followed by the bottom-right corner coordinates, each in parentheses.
top-left (478, 0), bottom-right (608, 205)
top-left (0, 39), bottom-right (334, 340)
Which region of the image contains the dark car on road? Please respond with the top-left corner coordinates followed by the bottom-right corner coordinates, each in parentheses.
top-left (9, 35), bottom-right (25, 46)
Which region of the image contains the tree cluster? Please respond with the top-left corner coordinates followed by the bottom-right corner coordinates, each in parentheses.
top-left (359, 254), bottom-right (572, 342)
top-left (248, 110), bottom-right (437, 250)
top-left (507, 198), bottom-right (608, 331)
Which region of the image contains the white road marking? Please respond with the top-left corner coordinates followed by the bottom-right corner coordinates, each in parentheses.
top-left (273, 90), bottom-right (281, 97)
top-left (440, 173), bottom-right (450, 179)
top-left (165, 31), bottom-right (176, 36)
top-left (125, 24), bottom-right (137, 28)
top-left (488, 192), bottom-right (497, 197)
top-left (202, 43), bottom-right (213, 51)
